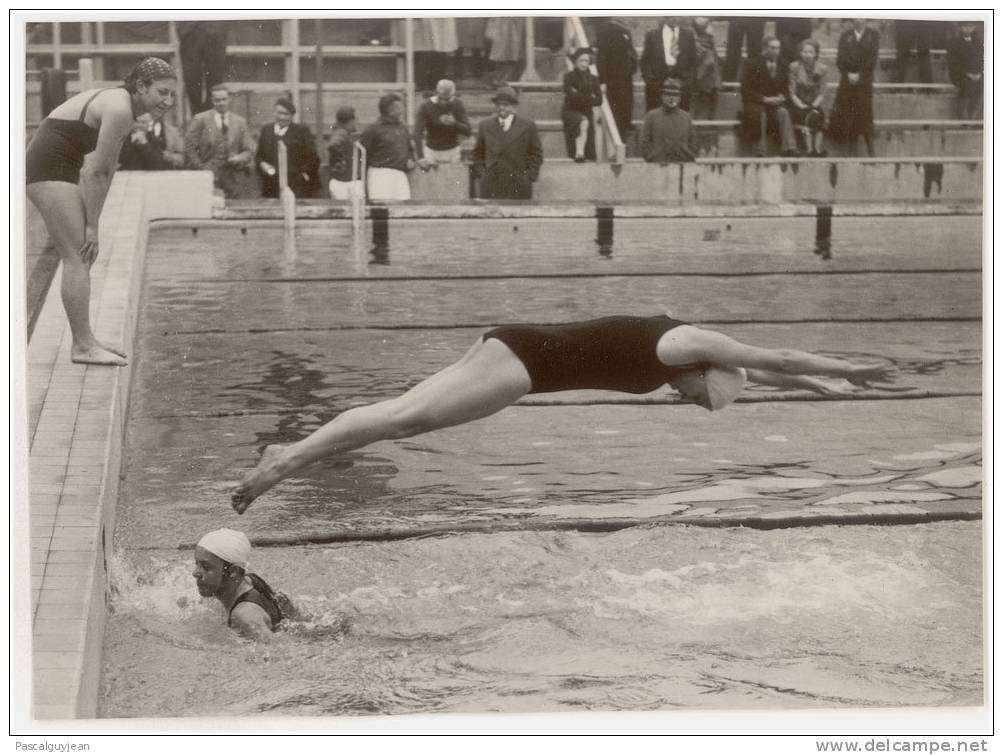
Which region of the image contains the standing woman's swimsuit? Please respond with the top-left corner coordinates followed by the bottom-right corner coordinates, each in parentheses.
top-left (26, 89), bottom-right (112, 185)
top-left (484, 315), bottom-right (704, 394)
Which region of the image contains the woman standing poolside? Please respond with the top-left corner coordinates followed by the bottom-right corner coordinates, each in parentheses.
top-left (26, 57), bottom-right (178, 366)
top-left (232, 314), bottom-right (896, 512)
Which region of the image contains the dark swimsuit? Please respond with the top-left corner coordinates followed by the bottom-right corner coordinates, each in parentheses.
top-left (26, 89), bottom-right (110, 185)
top-left (227, 573), bottom-right (287, 632)
top-left (484, 315), bottom-right (703, 394)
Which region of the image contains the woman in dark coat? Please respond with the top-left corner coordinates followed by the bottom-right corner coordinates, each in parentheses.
top-left (828, 18), bottom-right (880, 156)
top-left (561, 47), bottom-right (603, 162)
top-left (255, 97), bottom-right (321, 198)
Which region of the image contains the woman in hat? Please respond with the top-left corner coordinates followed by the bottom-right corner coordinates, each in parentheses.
top-left (26, 57), bottom-right (178, 366)
top-left (255, 97), bottom-right (321, 199)
top-left (561, 47), bottom-right (603, 162)
top-left (231, 315), bottom-right (895, 512)
top-left (787, 38), bottom-right (829, 157)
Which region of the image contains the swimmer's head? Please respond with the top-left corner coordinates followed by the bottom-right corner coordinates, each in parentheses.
top-left (124, 58), bottom-right (177, 118)
top-left (670, 365), bottom-right (746, 411)
top-left (193, 529), bottom-right (250, 597)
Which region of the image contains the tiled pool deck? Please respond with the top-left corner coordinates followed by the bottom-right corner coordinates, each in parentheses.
top-left (19, 171), bottom-right (981, 720)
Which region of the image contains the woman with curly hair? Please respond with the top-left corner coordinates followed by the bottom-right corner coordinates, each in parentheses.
top-left (26, 57), bottom-right (177, 365)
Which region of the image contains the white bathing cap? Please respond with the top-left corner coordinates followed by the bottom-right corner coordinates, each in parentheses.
top-left (196, 528), bottom-right (251, 569)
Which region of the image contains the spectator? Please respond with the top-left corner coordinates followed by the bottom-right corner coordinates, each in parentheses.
top-left (414, 79), bottom-right (471, 170)
top-left (776, 17), bottom-right (814, 64)
top-left (455, 17), bottom-right (489, 82)
top-left (594, 17), bottom-right (638, 137)
top-left (413, 18), bottom-right (458, 91)
top-left (788, 38), bottom-right (829, 156)
top-left (690, 17), bottom-right (722, 121)
top-left (255, 97), bottom-right (320, 199)
top-left (177, 21), bottom-right (229, 114)
top-left (119, 113), bottom-right (184, 170)
top-left (828, 19), bottom-right (879, 156)
top-left (358, 93), bottom-right (415, 201)
top-left (893, 19), bottom-right (934, 83)
top-left (641, 17), bottom-right (697, 112)
top-left (561, 47), bottom-right (603, 162)
top-left (471, 86), bottom-right (543, 200)
top-left (723, 16), bottom-right (767, 82)
top-left (184, 83), bottom-right (255, 198)
top-left (947, 21), bottom-right (983, 119)
top-left (640, 79), bottom-right (696, 164)
top-left (485, 17), bottom-right (524, 86)
top-left (740, 36), bottom-right (799, 157)
top-left (327, 106), bottom-right (361, 200)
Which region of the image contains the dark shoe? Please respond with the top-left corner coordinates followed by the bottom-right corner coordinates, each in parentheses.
top-left (754, 148), bottom-right (767, 157)
top-left (574, 156), bottom-right (586, 163)
top-left (814, 149), bottom-right (828, 158)
top-left (781, 149), bottom-right (800, 158)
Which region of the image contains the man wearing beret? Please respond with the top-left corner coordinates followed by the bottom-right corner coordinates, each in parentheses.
top-left (255, 96), bottom-right (321, 199)
top-left (472, 86), bottom-right (544, 200)
top-left (640, 79), bottom-right (697, 164)
top-left (192, 528), bottom-right (293, 639)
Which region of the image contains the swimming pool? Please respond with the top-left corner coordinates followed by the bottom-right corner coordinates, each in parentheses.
top-left (99, 215), bottom-right (983, 717)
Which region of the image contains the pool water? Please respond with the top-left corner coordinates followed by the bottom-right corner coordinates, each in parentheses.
top-left (100, 216), bottom-right (983, 717)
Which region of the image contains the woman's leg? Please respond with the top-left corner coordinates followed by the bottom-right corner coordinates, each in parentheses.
top-left (27, 182), bottom-right (127, 365)
top-left (232, 338), bottom-right (533, 511)
top-left (574, 116), bottom-right (588, 160)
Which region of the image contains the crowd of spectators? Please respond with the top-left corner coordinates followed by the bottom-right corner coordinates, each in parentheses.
top-left (112, 17), bottom-right (984, 196)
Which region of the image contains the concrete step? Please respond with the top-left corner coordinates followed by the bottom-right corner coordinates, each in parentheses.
top-left (409, 157), bottom-right (982, 204)
top-left (460, 84), bottom-right (972, 123)
top-left (453, 120), bottom-right (982, 159)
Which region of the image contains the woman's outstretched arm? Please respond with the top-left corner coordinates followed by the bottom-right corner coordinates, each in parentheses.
top-left (745, 369), bottom-right (855, 396)
top-left (660, 325), bottom-right (897, 386)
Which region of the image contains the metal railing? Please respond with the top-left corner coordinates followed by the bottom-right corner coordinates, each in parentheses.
top-left (566, 16), bottom-right (626, 165)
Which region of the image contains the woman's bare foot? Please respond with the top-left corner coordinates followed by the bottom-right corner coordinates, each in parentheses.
top-left (231, 444), bottom-right (289, 514)
top-left (97, 340), bottom-right (128, 359)
top-left (71, 343), bottom-right (128, 366)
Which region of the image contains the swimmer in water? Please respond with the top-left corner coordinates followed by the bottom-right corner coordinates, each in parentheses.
top-left (26, 57), bottom-right (178, 366)
top-left (192, 528), bottom-right (293, 639)
top-left (232, 314), bottom-right (896, 512)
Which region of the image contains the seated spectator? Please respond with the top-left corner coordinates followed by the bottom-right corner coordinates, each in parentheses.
top-left (640, 79), bottom-right (696, 164)
top-left (359, 94), bottom-right (415, 201)
top-left (740, 36), bottom-right (799, 157)
top-left (415, 79), bottom-right (471, 170)
top-left (255, 97), bottom-right (321, 199)
top-left (119, 113), bottom-right (184, 170)
top-left (787, 38), bottom-right (829, 156)
top-left (947, 21), bottom-right (983, 120)
top-left (327, 106), bottom-right (361, 200)
top-left (690, 17), bottom-right (722, 121)
top-left (561, 47), bottom-right (603, 162)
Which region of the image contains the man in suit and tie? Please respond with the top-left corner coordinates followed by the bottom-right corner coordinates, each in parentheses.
top-left (472, 86), bottom-right (544, 200)
top-left (595, 17), bottom-right (638, 137)
top-left (740, 36), bottom-right (799, 157)
top-left (640, 17), bottom-right (697, 112)
top-left (255, 97), bottom-right (321, 199)
top-left (184, 83), bottom-right (255, 198)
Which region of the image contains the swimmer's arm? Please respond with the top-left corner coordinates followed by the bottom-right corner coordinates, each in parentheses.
top-left (660, 326), bottom-right (896, 386)
top-left (79, 105), bottom-right (133, 239)
top-left (746, 369), bottom-right (855, 396)
top-left (230, 603), bottom-right (274, 641)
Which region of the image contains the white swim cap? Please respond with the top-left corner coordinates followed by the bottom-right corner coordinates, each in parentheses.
top-left (196, 528), bottom-right (251, 569)
top-left (704, 365), bottom-right (746, 411)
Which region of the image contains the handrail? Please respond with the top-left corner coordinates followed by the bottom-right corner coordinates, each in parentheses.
top-left (567, 16), bottom-right (625, 165)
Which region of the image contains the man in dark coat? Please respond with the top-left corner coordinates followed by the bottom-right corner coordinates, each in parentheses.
top-left (947, 21), bottom-right (983, 119)
top-left (255, 97), bottom-right (321, 199)
top-left (740, 36), bottom-right (799, 156)
top-left (472, 86), bottom-right (544, 200)
top-left (594, 17), bottom-right (638, 137)
top-left (640, 17), bottom-right (697, 112)
top-left (829, 18), bottom-right (880, 155)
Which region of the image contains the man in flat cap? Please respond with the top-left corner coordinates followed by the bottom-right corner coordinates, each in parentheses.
top-left (640, 79), bottom-right (697, 164)
top-left (192, 528), bottom-right (292, 639)
top-left (471, 86), bottom-right (544, 200)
